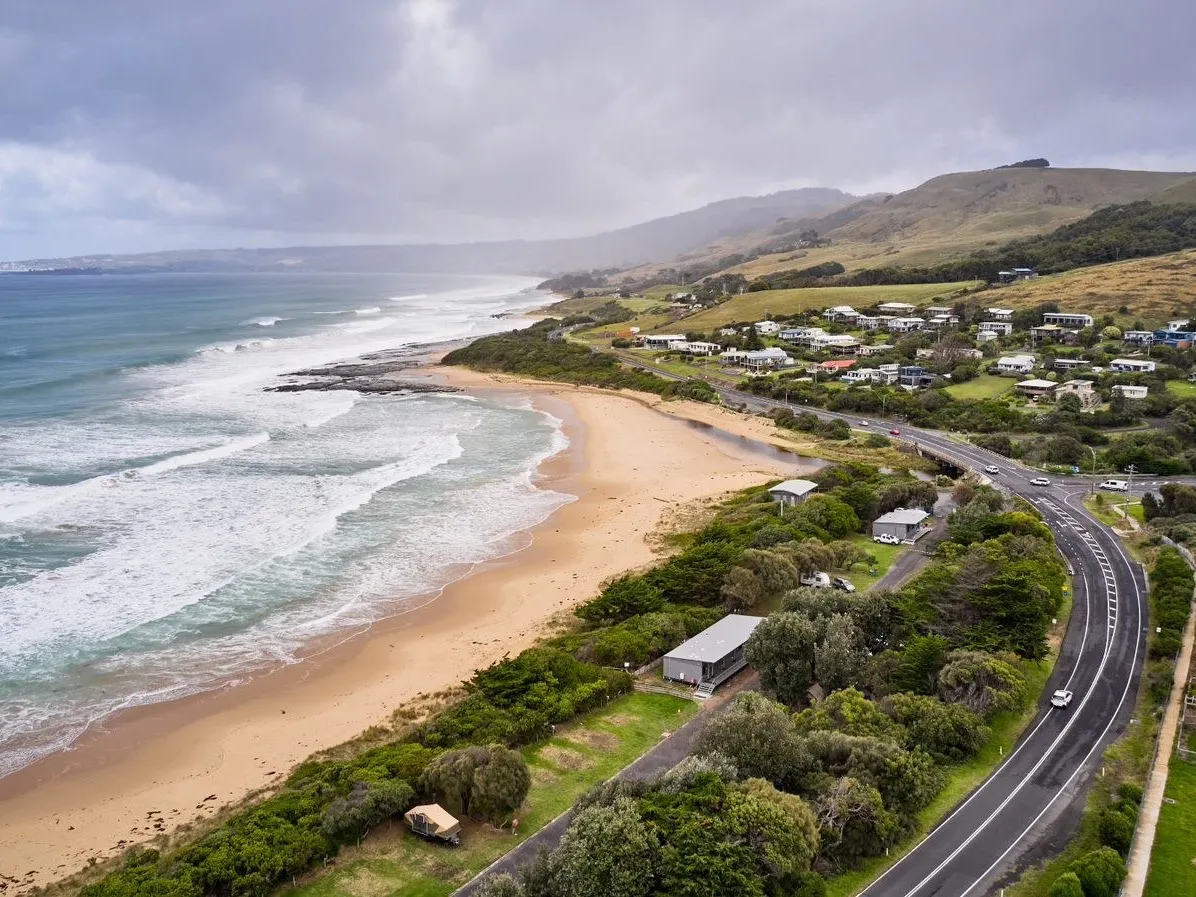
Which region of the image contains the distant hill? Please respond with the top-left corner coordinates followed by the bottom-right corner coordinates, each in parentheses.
top-left (7, 188), bottom-right (858, 276)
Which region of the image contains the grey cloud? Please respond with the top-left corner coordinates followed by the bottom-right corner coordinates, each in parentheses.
top-left (1, 0), bottom-right (1195, 257)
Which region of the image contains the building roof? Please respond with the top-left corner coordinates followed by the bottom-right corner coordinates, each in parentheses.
top-left (745, 348), bottom-right (790, 360)
top-left (874, 508), bottom-right (930, 526)
top-left (1031, 324), bottom-right (1064, 331)
top-left (769, 479), bottom-right (818, 497)
top-left (665, 614), bottom-right (765, 663)
top-left (1112, 357), bottom-right (1152, 365)
top-left (999, 354), bottom-right (1036, 364)
top-left (645, 333), bottom-right (686, 341)
top-left (819, 359), bottom-right (857, 370)
top-left (1017, 379), bottom-right (1058, 389)
top-left (405, 804), bottom-right (460, 835)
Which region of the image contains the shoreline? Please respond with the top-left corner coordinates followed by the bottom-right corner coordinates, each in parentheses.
top-left (0, 370), bottom-right (799, 893)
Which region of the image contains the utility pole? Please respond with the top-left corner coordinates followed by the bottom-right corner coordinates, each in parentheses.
top-left (1088, 446), bottom-right (1098, 494)
top-left (1125, 463), bottom-right (1137, 516)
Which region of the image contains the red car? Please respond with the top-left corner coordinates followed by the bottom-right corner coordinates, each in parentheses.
top-left (889, 428), bottom-right (901, 436)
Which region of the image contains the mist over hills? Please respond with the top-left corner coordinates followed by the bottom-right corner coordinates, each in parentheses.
top-left (5, 187), bottom-right (857, 277)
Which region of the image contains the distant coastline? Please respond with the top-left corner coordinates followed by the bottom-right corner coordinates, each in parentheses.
top-left (0, 266), bottom-right (103, 275)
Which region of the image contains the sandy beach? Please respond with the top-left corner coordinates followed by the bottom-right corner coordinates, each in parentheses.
top-left (0, 370), bottom-right (806, 892)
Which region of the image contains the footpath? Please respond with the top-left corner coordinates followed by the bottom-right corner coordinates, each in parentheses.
top-left (1122, 565), bottom-right (1196, 895)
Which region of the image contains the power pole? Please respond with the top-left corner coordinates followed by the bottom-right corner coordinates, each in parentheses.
top-left (1125, 463), bottom-right (1137, 516)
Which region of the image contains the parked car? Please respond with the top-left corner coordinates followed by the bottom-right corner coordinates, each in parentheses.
top-left (873, 533), bottom-right (901, 545)
top-left (1030, 476), bottom-right (1051, 486)
top-left (1100, 480), bottom-right (1129, 492)
top-left (889, 428), bottom-right (901, 436)
top-left (984, 464), bottom-right (1000, 475)
top-left (832, 576), bottom-right (856, 593)
top-left (1050, 689), bottom-right (1074, 709)
top-left (799, 571), bottom-right (832, 588)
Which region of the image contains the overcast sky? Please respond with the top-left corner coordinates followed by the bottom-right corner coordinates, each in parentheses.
top-left (2, 0), bottom-right (1195, 259)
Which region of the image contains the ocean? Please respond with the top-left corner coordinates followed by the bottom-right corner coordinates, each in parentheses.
top-left (0, 271), bottom-right (571, 777)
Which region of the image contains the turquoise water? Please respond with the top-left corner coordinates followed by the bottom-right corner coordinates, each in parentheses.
top-left (0, 272), bottom-right (569, 776)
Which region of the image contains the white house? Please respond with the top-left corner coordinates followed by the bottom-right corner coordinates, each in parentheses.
top-left (781, 327), bottom-right (827, 347)
top-left (681, 341), bottom-right (721, 356)
top-left (856, 343), bottom-right (894, 357)
top-left (887, 317), bottom-right (926, 333)
top-left (718, 327), bottom-right (739, 337)
top-left (1113, 384), bottom-right (1148, 400)
top-left (1166, 319), bottom-right (1191, 332)
top-left (643, 333), bottom-right (687, 349)
top-left (1110, 358), bottom-right (1156, 373)
top-left (667, 339), bottom-right (689, 351)
top-left (1015, 379), bottom-right (1058, 399)
top-left (1123, 330), bottom-right (1155, 346)
top-left (854, 315), bottom-right (880, 331)
top-left (1052, 358), bottom-right (1090, 371)
top-left (979, 321), bottom-right (1013, 335)
top-left (742, 348), bottom-right (791, 370)
top-left (925, 306), bottom-right (953, 316)
top-left (811, 333), bottom-right (861, 352)
top-left (927, 314), bottom-right (960, 327)
top-left (977, 331), bottom-right (1000, 344)
top-left (1043, 312), bottom-right (1094, 328)
top-left (822, 305), bottom-right (858, 323)
top-left (841, 368), bottom-right (880, 384)
top-left (996, 354), bottom-right (1036, 375)
top-left (719, 349), bottom-right (749, 365)
top-left (986, 307), bottom-right (1014, 321)
top-left (877, 302), bottom-right (917, 314)
top-left (755, 320), bottom-right (781, 335)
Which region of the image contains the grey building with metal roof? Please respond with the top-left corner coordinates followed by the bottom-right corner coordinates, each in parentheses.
top-left (767, 479), bottom-right (818, 506)
top-left (662, 614), bottom-right (765, 689)
top-left (871, 507), bottom-right (930, 541)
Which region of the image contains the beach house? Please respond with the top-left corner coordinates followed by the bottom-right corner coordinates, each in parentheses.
top-left (643, 333), bottom-right (686, 349)
top-left (1056, 379), bottom-right (1099, 408)
top-left (887, 317), bottom-right (925, 334)
top-left (755, 320), bottom-right (781, 335)
top-left (1015, 379), bottom-right (1058, 399)
top-left (1042, 312), bottom-right (1094, 329)
top-left (876, 302), bottom-right (917, 314)
top-left (1109, 358), bottom-right (1156, 373)
top-left (767, 479), bottom-right (819, 506)
top-left (986, 308), bottom-right (1014, 321)
top-left (872, 508), bottom-right (930, 542)
top-left (996, 354), bottom-right (1036, 375)
top-left (811, 333), bottom-right (861, 352)
top-left (1112, 384), bottom-right (1149, 400)
top-left (979, 321), bottom-right (1013, 336)
top-left (663, 614), bottom-right (766, 692)
top-left (822, 305), bottom-right (859, 323)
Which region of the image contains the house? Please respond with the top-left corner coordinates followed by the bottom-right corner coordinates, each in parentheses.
top-left (1043, 312), bottom-right (1094, 329)
top-left (643, 333), bottom-right (687, 349)
top-left (768, 479), bottom-right (818, 506)
top-left (811, 333), bottom-right (861, 352)
top-left (986, 307), bottom-right (1015, 321)
top-left (1113, 384), bottom-right (1149, 400)
top-left (979, 321), bottom-right (1014, 336)
top-left (719, 349), bottom-right (749, 365)
top-left (742, 348), bottom-right (791, 370)
top-left (856, 343), bottom-right (894, 357)
top-left (842, 368), bottom-right (881, 384)
top-left (877, 302), bottom-right (917, 314)
top-left (996, 354), bottom-right (1036, 375)
top-left (663, 614), bottom-right (766, 690)
top-left (924, 306), bottom-right (953, 316)
top-left (1030, 324), bottom-right (1074, 343)
top-left (822, 305), bottom-right (859, 323)
top-left (1152, 328), bottom-right (1195, 349)
top-left (1056, 379), bottom-right (1099, 408)
top-left (667, 339), bottom-right (689, 351)
top-left (872, 508), bottom-right (930, 542)
top-left (997, 268), bottom-right (1038, 283)
top-left (780, 326), bottom-right (825, 346)
top-left (681, 341), bottom-right (721, 356)
top-left (816, 359), bottom-right (857, 374)
top-left (854, 315), bottom-right (881, 331)
top-left (405, 805), bottom-right (462, 845)
top-left (927, 314), bottom-right (960, 327)
top-left (915, 348), bottom-right (935, 360)
top-left (755, 320), bottom-right (781, 335)
top-left (718, 327), bottom-right (739, 337)
top-left (1166, 319), bottom-right (1191, 332)
top-left (1110, 358), bottom-right (1156, 373)
top-left (1122, 331), bottom-right (1154, 346)
top-left (1015, 378), bottom-right (1058, 399)
top-left (898, 365), bottom-right (931, 388)
top-left (887, 317), bottom-right (926, 334)
top-left (1051, 358), bottom-right (1091, 372)
top-left (977, 331), bottom-right (999, 344)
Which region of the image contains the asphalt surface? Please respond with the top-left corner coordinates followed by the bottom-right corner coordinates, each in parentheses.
top-left (711, 382), bottom-right (1150, 897)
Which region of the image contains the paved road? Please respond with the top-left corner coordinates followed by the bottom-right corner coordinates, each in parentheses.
top-left (616, 360), bottom-right (1152, 895)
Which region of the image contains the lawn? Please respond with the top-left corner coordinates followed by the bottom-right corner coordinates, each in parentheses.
top-left (843, 534), bottom-right (903, 591)
top-left (943, 374), bottom-right (1013, 401)
top-left (1084, 494), bottom-right (1138, 529)
top-left (1144, 756), bottom-right (1196, 897)
top-left (1167, 379), bottom-right (1196, 399)
top-left (287, 692), bottom-right (697, 897)
top-left (674, 282), bottom-right (980, 331)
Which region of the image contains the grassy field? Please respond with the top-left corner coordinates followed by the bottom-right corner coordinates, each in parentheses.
top-left (843, 534), bottom-right (903, 591)
top-left (1145, 756), bottom-right (1196, 897)
top-left (1167, 379), bottom-right (1196, 398)
top-left (287, 692), bottom-right (697, 897)
top-left (668, 282), bottom-right (980, 332)
top-left (943, 374), bottom-right (1014, 400)
top-left (993, 248), bottom-right (1196, 322)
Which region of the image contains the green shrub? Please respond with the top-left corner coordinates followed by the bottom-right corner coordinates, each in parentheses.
top-left (1097, 806), bottom-right (1135, 855)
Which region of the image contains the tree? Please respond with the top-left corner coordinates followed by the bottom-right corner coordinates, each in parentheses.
top-left (1048, 871), bottom-right (1084, 897)
top-left (319, 780), bottom-right (414, 844)
top-left (1070, 847), bottom-right (1126, 897)
top-left (721, 548), bottom-right (801, 611)
top-left (1097, 807), bottom-right (1135, 855)
top-left (881, 693), bottom-right (989, 762)
top-left (894, 635), bottom-right (950, 694)
top-left (551, 798), bottom-right (659, 897)
top-left (936, 650), bottom-right (1026, 719)
top-left (835, 483), bottom-right (880, 523)
top-left (792, 496), bottom-right (861, 538)
top-left (745, 612), bottom-right (818, 704)
top-left (693, 692), bottom-right (807, 788)
top-left (420, 744), bottom-right (531, 824)
top-left (815, 614), bottom-right (867, 691)
top-left (577, 575), bottom-right (663, 623)
top-left (813, 776), bottom-right (901, 869)
top-left (793, 688), bottom-right (905, 741)
top-left (477, 874), bottom-right (526, 897)
top-left (728, 779), bottom-right (821, 876)
top-left (1101, 325), bottom-right (1122, 341)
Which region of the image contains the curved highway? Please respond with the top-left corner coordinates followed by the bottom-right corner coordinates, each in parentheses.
top-left (623, 358), bottom-right (1151, 895)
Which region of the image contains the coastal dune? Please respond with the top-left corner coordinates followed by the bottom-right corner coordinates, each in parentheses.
top-left (0, 373), bottom-right (798, 891)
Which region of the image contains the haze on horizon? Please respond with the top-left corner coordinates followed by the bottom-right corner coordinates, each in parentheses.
top-left (2, 0), bottom-right (1195, 260)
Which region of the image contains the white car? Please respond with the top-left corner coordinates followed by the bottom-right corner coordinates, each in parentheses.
top-left (1100, 480), bottom-right (1129, 492)
top-left (1050, 689), bottom-right (1074, 709)
top-left (873, 533), bottom-right (901, 545)
top-left (800, 571), bottom-right (832, 588)
top-left (984, 464), bottom-right (1000, 475)
top-left (1030, 476), bottom-right (1051, 486)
